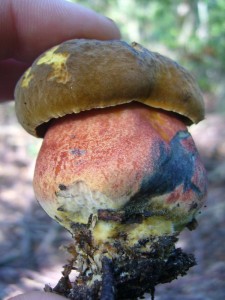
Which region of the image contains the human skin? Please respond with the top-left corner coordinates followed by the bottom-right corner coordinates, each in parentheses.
top-left (9, 291), bottom-right (66, 300)
top-left (0, 0), bottom-right (120, 101)
top-left (1, 0), bottom-right (120, 299)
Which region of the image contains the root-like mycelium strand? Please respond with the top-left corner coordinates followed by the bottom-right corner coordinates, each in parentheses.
top-left (34, 103), bottom-right (206, 299)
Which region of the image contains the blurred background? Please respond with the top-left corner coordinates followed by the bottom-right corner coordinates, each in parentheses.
top-left (0, 0), bottom-right (225, 299)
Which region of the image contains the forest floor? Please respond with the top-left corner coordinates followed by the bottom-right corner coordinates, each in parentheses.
top-left (0, 102), bottom-right (225, 300)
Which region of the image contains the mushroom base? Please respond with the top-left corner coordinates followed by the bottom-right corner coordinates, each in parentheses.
top-left (45, 214), bottom-right (196, 300)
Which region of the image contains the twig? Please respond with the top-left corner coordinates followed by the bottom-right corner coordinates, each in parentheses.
top-left (100, 257), bottom-right (115, 300)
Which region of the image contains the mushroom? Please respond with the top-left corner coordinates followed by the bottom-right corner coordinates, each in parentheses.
top-left (15, 40), bottom-right (207, 299)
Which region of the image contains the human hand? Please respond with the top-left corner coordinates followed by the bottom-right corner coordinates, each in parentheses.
top-left (9, 291), bottom-right (66, 300)
top-left (0, 0), bottom-right (120, 101)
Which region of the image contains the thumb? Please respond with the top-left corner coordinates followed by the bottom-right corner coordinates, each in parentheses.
top-left (8, 291), bottom-right (66, 300)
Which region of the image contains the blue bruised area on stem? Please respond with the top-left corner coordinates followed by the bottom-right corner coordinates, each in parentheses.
top-left (130, 130), bottom-right (206, 207)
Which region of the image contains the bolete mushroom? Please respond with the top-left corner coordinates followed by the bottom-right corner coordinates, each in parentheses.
top-left (15, 40), bottom-right (207, 299)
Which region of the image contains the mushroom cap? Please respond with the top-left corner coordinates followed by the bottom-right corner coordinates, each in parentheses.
top-left (15, 39), bottom-right (204, 137)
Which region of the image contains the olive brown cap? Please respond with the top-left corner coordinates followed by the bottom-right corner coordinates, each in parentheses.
top-left (15, 39), bottom-right (205, 137)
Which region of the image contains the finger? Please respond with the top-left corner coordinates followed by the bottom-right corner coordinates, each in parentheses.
top-left (0, 59), bottom-right (29, 100)
top-left (9, 291), bottom-right (66, 300)
top-left (0, 0), bottom-right (120, 100)
top-left (0, 0), bottom-right (120, 61)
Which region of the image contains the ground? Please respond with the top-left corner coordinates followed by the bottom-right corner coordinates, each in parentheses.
top-left (0, 102), bottom-right (225, 300)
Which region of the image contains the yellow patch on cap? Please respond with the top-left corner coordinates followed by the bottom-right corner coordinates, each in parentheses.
top-left (21, 67), bottom-right (33, 88)
top-left (37, 46), bottom-right (71, 84)
top-left (37, 46), bottom-right (59, 65)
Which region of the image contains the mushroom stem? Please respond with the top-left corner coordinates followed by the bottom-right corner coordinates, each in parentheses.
top-left (33, 102), bottom-right (206, 298)
top-left (34, 102), bottom-right (206, 235)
